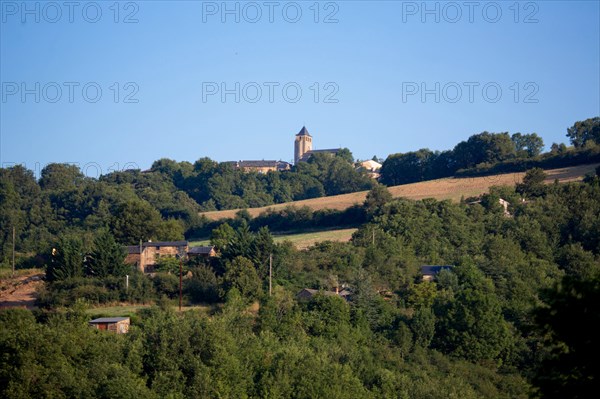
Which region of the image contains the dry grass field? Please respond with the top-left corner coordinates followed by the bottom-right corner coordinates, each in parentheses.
top-left (201, 163), bottom-right (599, 221)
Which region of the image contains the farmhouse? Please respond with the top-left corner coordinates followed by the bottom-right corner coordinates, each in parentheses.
top-left (125, 241), bottom-right (216, 273)
top-left (89, 317), bottom-right (130, 334)
top-left (357, 159), bottom-right (382, 179)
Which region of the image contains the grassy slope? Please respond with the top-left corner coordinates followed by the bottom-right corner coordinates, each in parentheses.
top-left (190, 228), bottom-right (358, 250)
top-left (200, 163), bottom-right (599, 221)
top-left (86, 304), bottom-right (216, 317)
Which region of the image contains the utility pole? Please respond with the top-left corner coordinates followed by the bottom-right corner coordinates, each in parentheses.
top-left (372, 228), bottom-right (375, 246)
top-left (12, 226), bottom-right (16, 278)
top-left (269, 253), bottom-right (273, 296)
top-left (179, 257), bottom-right (183, 312)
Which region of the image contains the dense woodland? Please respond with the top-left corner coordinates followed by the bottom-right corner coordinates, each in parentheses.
top-left (1, 117), bottom-right (599, 397)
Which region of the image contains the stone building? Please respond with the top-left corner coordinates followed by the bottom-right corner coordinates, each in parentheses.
top-left (187, 245), bottom-right (217, 258)
top-left (89, 317), bottom-right (130, 334)
top-left (225, 160), bottom-right (291, 174)
top-left (125, 241), bottom-right (216, 273)
top-left (294, 126), bottom-right (341, 164)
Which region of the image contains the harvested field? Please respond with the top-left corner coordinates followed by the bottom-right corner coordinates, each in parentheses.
top-left (200, 163), bottom-right (599, 220)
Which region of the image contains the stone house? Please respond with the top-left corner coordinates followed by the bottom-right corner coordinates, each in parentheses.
top-left (89, 317), bottom-right (130, 334)
top-left (125, 241), bottom-right (215, 273)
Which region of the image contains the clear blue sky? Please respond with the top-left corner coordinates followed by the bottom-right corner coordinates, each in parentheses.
top-left (1, 0), bottom-right (599, 177)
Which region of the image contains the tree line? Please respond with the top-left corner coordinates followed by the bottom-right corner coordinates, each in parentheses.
top-left (380, 117), bottom-right (600, 185)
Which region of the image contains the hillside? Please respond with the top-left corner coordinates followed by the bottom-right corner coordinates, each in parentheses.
top-left (200, 163), bottom-right (599, 220)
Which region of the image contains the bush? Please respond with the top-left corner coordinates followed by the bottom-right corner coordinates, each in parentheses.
top-left (152, 273), bottom-right (180, 299)
top-left (184, 266), bottom-right (220, 303)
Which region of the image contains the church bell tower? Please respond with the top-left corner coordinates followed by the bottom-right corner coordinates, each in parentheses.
top-left (294, 126), bottom-right (312, 164)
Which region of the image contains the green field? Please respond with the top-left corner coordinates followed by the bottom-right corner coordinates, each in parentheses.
top-left (86, 303), bottom-right (216, 318)
top-left (190, 228), bottom-right (357, 250)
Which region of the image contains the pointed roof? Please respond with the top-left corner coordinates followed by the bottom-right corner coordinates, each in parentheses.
top-left (296, 126), bottom-right (311, 137)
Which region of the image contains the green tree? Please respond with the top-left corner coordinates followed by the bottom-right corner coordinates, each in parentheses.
top-left (111, 199), bottom-right (163, 244)
top-left (550, 142), bottom-right (568, 154)
top-left (210, 223), bottom-right (235, 250)
top-left (222, 221), bottom-right (254, 260)
top-left (250, 226), bottom-right (274, 273)
top-left (434, 263), bottom-right (512, 363)
top-left (85, 230), bottom-right (129, 278)
top-left (452, 132), bottom-right (516, 169)
top-left (533, 274), bottom-right (600, 398)
top-left (184, 265), bottom-right (220, 303)
top-left (364, 184), bottom-right (392, 219)
top-left (39, 163), bottom-right (85, 191)
top-left (566, 117), bottom-right (600, 148)
top-left (411, 308), bottom-right (435, 348)
top-left (336, 148), bottom-right (355, 164)
top-left (47, 235), bottom-right (85, 281)
top-left (517, 168), bottom-right (547, 197)
top-left (380, 149), bottom-right (436, 185)
top-left (512, 132), bottom-right (544, 157)
top-left (155, 219), bottom-right (185, 241)
top-left (222, 256), bottom-right (262, 300)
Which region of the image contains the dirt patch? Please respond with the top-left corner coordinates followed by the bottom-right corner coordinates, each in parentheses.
top-left (0, 273), bottom-right (44, 310)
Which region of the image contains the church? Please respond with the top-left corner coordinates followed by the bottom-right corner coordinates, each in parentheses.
top-left (226, 126), bottom-right (342, 173)
top-left (294, 126), bottom-right (341, 164)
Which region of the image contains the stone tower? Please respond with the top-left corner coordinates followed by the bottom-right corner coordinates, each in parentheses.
top-left (294, 126), bottom-right (313, 164)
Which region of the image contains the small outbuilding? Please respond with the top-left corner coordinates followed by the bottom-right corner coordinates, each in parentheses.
top-left (420, 265), bottom-right (453, 282)
top-left (89, 317), bottom-right (130, 334)
top-left (188, 245), bottom-right (217, 258)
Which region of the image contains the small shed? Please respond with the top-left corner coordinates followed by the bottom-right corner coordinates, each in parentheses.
top-left (187, 245), bottom-right (217, 258)
top-left (420, 266), bottom-right (453, 282)
top-left (89, 317), bottom-right (130, 334)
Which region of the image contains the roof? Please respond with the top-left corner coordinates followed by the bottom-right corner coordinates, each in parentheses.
top-left (297, 288), bottom-right (345, 298)
top-left (226, 160), bottom-right (291, 169)
top-left (420, 265), bottom-right (453, 276)
top-left (89, 317), bottom-right (130, 324)
top-left (359, 160), bottom-right (382, 171)
top-left (299, 148), bottom-right (341, 162)
top-left (238, 160), bottom-right (280, 168)
top-left (308, 149), bottom-right (340, 154)
top-left (296, 126), bottom-right (311, 137)
top-left (126, 246), bottom-right (141, 254)
top-left (188, 246), bottom-right (215, 254)
top-left (142, 241), bottom-right (188, 248)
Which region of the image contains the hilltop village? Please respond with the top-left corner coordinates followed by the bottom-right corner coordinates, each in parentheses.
top-left (223, 126), bottom-right (382, 177)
